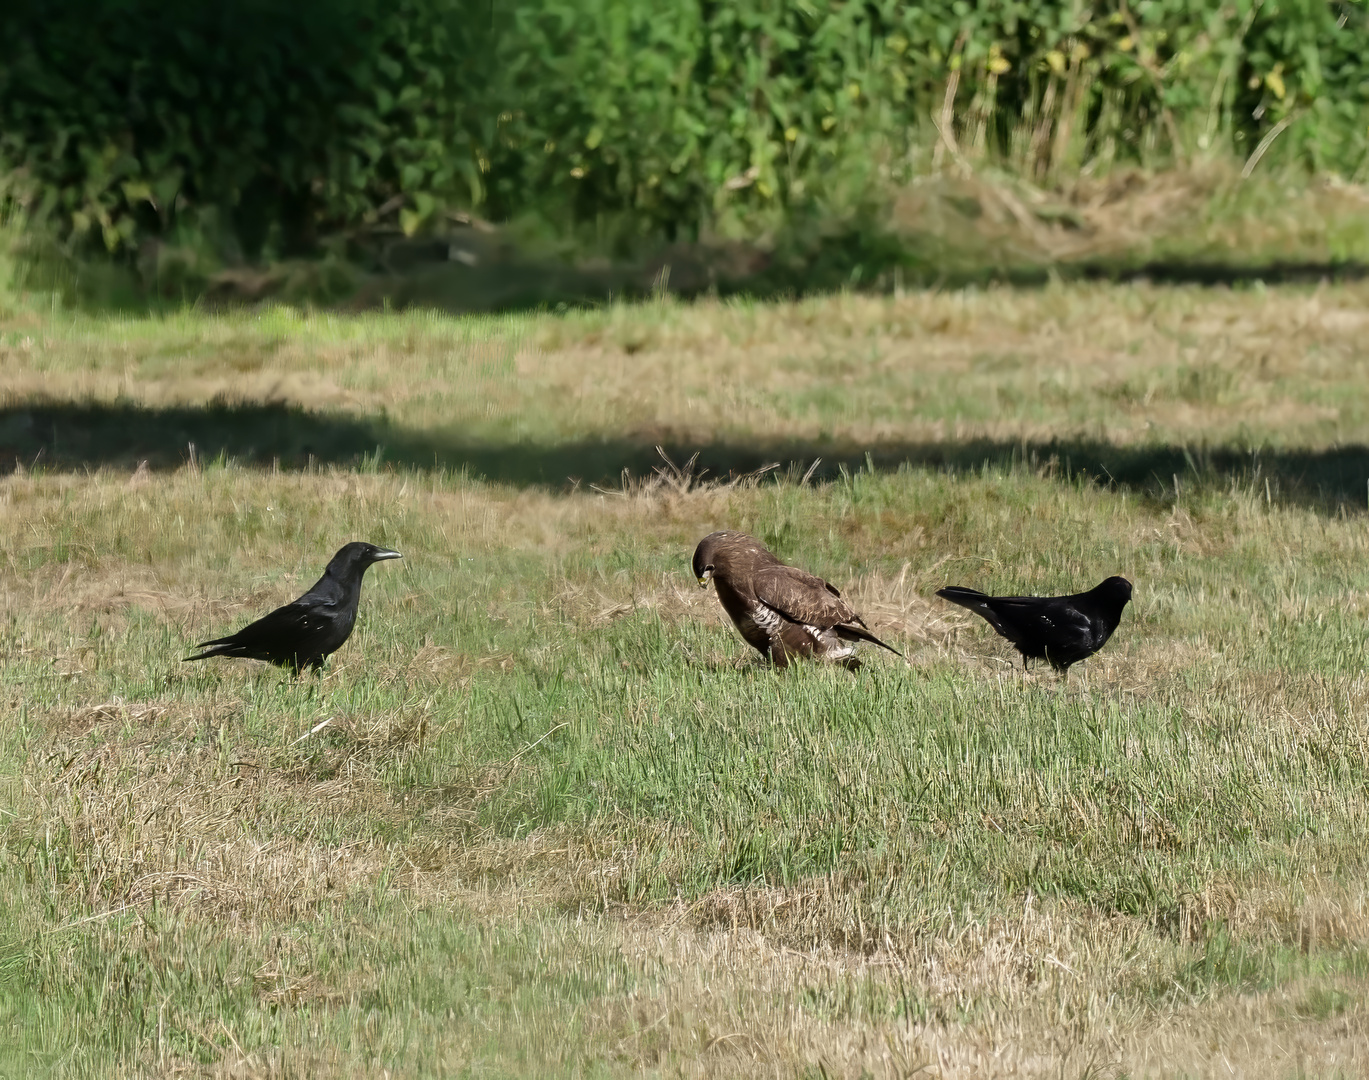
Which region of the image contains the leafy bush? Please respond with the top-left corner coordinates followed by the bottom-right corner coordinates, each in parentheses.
top-left (0, 0), bottom-right (495, 256)
top-left (493, 0), bottom-right (1369, 247)
top-left (1, 0), bottom-right (1366, 260)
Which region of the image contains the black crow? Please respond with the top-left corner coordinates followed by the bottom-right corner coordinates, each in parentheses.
top-left (185, 541), bottom-right (402, 671)
top-left (936, 576), bottom-right (1132, 674)
top-left (694, 530), bottom-right (902, 669)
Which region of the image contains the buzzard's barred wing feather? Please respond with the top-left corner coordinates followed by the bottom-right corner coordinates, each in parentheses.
top-left (754, 566), bottom-right (903, 657)
top-left (752, 565), bottom-right (859, 629)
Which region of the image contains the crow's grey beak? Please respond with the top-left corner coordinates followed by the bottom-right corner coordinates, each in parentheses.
top-left (372, 549), bottom-right (403, 561)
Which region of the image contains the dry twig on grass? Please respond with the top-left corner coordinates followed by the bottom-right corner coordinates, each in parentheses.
top-left (590, 445), bottom-right (779, 500)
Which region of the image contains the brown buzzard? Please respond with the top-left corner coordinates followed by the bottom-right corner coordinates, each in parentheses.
top-left (692, 531), bottom-right (902, 669)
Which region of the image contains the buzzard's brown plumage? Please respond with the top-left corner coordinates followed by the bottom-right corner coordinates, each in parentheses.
top-left (692, 531), bottom-right (902, 669)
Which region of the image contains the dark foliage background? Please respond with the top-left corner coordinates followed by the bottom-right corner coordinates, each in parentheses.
top-left (1, 0), bottom-right (1365, 260)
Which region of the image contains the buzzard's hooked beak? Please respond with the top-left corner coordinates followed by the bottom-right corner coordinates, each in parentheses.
top-left (697, 568), bottom-right (713, 588)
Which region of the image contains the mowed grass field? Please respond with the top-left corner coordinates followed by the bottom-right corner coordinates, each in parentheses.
top-left (2, 283), bottom-right (1369, 1077)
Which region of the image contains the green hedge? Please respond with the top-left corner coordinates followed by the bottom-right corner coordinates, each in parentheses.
top-left (2, 0), bottom-right (1367, 258)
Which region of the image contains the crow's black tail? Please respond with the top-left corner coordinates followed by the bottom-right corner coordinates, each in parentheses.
top-left (184, 647), bottom-right (227, 663)
top-left (183, 637), bottom-right (240, 663)
top-left (936, 586), bottom-right (1015, 640)
top-left (935, 586), bottom-right (990, 609)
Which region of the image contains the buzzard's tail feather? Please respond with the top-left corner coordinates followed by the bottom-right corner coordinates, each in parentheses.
top-left (836, 622), bottom-right (903, 658)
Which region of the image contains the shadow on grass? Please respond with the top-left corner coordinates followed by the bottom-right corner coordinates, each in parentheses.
top-left (356, 254), bottom-right (1369, 317)
top-left (203, 251), bottom-right (1369, 316)
top-left (24, 213), bottom-right (1369, 318)
top-left (345, 228), bottom-right (1369, 315)
top-left (3, 399), bottom-right (1367, 513)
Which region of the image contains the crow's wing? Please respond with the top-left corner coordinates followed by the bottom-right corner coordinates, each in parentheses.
top-left (192, 595), bottom-right (338, 655)
top-left (989, 597), bottom-right (1094, 651)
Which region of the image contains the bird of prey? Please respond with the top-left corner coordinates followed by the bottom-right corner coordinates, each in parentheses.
top-left (185, 541), bottom-right (402, 672)
top-left (692, 530), bottom-right (902, 670)
top-left (935, 576), bottom-right (1132, 674)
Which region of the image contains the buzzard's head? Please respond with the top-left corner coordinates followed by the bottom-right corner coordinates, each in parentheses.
top-left (693, 530), bottom-right (777, 587)
top-left (693, 535), bottom-right (718, 587)
top-left (692, 530), bottom-right (741, 588)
